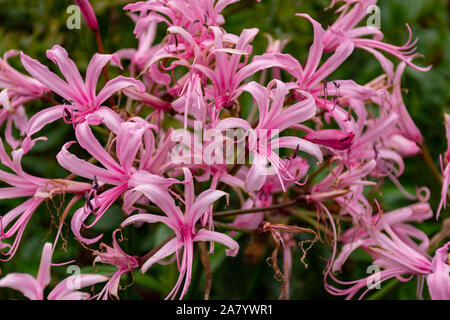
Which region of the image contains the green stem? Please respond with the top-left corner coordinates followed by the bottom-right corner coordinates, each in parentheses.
top-left (420, 142), bottom-right (442, 184)
top-left (213, 221), bottom-right (254, 234)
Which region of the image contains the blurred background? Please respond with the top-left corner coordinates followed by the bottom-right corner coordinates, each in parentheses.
top-left (0, 0), bottom-right (448, 299)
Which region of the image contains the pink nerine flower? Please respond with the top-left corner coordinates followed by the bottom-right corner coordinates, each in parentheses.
top-left (326, 218), bottom-right (432, 299)
top-left (93, 230), bottom-right (140, 299)
top-left (74, 0), bottom-right (99, 31)
top-left (214, 80), bottom-right (322, 192)
top-left (291, 14), bottom-right (371, 139)
top-left (121, 168), bottom-right (238, 300)
top-left (20, 45), bottom-right (145, 147)
top-left (0, 242), bottom-right (108, 300)
top-left (0, 50), bottom-right (50, 149)
top-left (0, 139), bottom-right (91, 260)
top-left (323, 0), bottom-right (431, 74)
top-left (333, 202), bottom-right (433, 273)
top-left (57, 119), bottom-right (176, 244)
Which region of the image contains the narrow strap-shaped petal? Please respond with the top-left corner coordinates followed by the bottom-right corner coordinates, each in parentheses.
top-left (235, 52), bottom-right (302, 87)
top-left (194, 229), bottom-right (239, 257)
top-left (0, 187), bottom-right (35, 199)
top-left (214, 0), bottom-right (240, 15)
top-left (121, 213), bottom-right (175, 231)
top-left (5, 116), bottom-right (21, 150)
top-left (46, 45), bottom-right (88, 104)
top-left (133, 184), bottom-right (184, 223)
top-left (20, 52), bottom-right (76, 102)
top-left (306, 39), bottom-right (354, 88)
top-left (70, 207), bottom-right (103, 245)
top-left (353, 113), bottom-right (398, 148)
top-left (141, 238), bottom-right (180, 273)
top-left (0, 89), bottom-right (13, 113)
top-left (437, 162), bottom-right (450, 219)
top-left (0, 198), bottom-right (34, 233)
top-left (11, 148), bottom-right (46, 185)
top-left (384, 202), bottom-right (433, 225)
top-left (209, 26), bottom-right (228, 89)
top-left (214, 117), bottom-right (252, 131)
top-left (0, 273), bottom-right (42, 300)
top-left (36, 242), bottom-right (53, 288)
top-left (182, 168), bottom-right (194, 214)
top-left (229, 28), bottom-right (259, 72)
top-left (277, 136), bottom-right (323, 163)
top-left (191, 64), bottom-right (220, 88)
top-left (26, 104), bottom-right (65, 138)
top-left (95, 76), bottom-right (145, 108)
top-left (246, 153), bottom-right (269, 192)
top-left (188, 189), bottom-right (227, 226)
top-left (392, 62), bottom-right (423, 143)
top-left (359, 45), bottom-right (394, 82)
top-left (55, 291), bottom-right (91, 300)
top-left (332, 239), bottom-right (365, 273)
top-left (75, 121), bottom-right (124, 175)
top-left (218, 171), bottom-right (245, 189)
top-left (122, 87), bottom-right (170, 111)
top-left (167, 26), bottom-right (197, 49)
top-left (128, 170), bottom-right (178, 190)
top-left (318, 79), bottom-right (376, 101)
top-left (85, 53), bottom-right (117, 102)
top-left (0, 138), bottom-right (13, 169)
top-left (353, 37), bottom-right (431, 72)
top-left (240, 81), bottom-right (269, 125)
top-left (178, 235), bottom-right (194, 300)
top-left (426, 243), bottom-right (450, 300)
top-left (266, 80), bottom-right (289, 120)
top-left (56, 142), bottom-right (122, 185)
top-left (48, 274), bottom-right (109, 300)
top-left (0, 166), bottom-right (36, 188)
top-left (393, 224), bottom-right (429, 253)
top-left (91, 106), bottom-right (123, 135)
top-left (231, 198), bottom-right (263, 231)
top-left (116, 122), bottom-right (146, 173)
top-left (270, 90), bottom-right (316, 132)
top-left (296, 14), bottom-right (325, 81)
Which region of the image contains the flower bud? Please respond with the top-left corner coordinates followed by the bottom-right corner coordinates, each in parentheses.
top-left (74, 0), bottom-right (98, 31)
top-left (304, 129), bottom-right (355, 150)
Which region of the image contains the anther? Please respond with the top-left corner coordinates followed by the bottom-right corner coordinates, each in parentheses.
top-left (85, 191), bottom-right (94, 212)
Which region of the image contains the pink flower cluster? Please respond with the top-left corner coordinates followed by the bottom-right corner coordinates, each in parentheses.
top-left (0, 0), bottom-right (448, 300)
